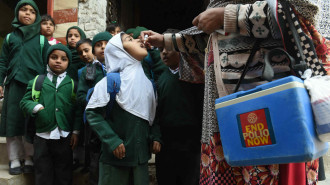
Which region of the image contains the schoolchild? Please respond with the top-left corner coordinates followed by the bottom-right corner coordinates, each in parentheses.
top-left (106, 22), bottom-right (121, 36)
top-left (76, 38), bottom-right (94, 64)
top-left (40, 14), bottom-right (60, 45)
top-left (66, 26), bottom-right (86, 81)
top-left (20, 43), bottom-right (80, 185)
top-left (75, 31), bottom-right (112, 184)
top-left (0, 0), bottom-right (50, 175)
top-left (85, 33), bottom-right (161, 185)
top-left (155, 30), bottom-right (204, 185)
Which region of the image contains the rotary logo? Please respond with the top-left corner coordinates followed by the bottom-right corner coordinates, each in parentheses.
top-left (247, 113), bottom-right (258, 124)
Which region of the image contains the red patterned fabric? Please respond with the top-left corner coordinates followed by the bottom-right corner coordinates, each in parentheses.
top-left (294, 8), bottom-right (330, 74)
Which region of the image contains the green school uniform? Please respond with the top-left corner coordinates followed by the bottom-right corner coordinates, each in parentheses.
top-left (86, 102), bottom-right (161, 167)
top-left (20, 75), bottom-right (79, 133)
top-left (155, 69), bottom-right (204, 151)
top-left (75, 63), bottom-right (105, 125)
top-left (66, 26), bottom-right (86, 81)
top-left (142, 49), bottom-right (167, 83)
top-left (0, 0), bottom-right (50, 137)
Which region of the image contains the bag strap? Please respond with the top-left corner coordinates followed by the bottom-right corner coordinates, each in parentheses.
top-left (212, 32), bottom-right (229, 97)
top-left (32, 74), bottom-right (46, 102)
top-left (233, 39), bottom-right (261, 93)
top-left (281, 1), bottom-right (307, 74)
top-left (40, 35), bottom-right (45, 54)
top-left (6, 33), bottom-right (11, 45)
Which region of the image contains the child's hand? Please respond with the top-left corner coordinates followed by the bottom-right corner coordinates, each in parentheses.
top-left (113, 143), bottom-right (126, 159)
top-left (70, 134), bottom-right (79, 150)
top-left (0, 86), bottom-right (3, 98)
top-left (151, 141), bottom-right (161, 154)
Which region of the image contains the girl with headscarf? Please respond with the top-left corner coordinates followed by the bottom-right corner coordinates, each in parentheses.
top-left (65, 26), bottom-right (87, 81)
top-left (85, 32), bottom-right (161, 185)
top-left (0, 0), bottom-right (50, 175)
top-left (142, 0), bottom-right (328, 184)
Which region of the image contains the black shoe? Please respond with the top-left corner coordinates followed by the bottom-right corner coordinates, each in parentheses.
top-left (8, 162), bottom-right (22, 175)
top-left (23, 165), bottom-right (34, 174)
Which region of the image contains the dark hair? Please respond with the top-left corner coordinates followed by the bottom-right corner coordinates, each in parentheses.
top-left (41, 14), bottom-right (56, 27)
top-left (106, 22), bottom-right (120, 32)
top-left (76, 38), bottom-right (92, 49)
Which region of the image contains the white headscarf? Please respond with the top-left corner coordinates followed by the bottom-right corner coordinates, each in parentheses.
top-left (87, 33), bottom-right (156, 125)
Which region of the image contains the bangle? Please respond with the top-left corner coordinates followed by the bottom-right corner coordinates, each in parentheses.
top-left (172, 34), bottom-right (179, 52)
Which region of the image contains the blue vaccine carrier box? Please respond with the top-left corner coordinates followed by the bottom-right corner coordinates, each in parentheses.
top-left (214, 76), bottom-right (328, 166)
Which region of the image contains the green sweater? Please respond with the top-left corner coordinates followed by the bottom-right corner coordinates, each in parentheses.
top-left (142, 49), bottom-right (167, 83)
top-left (75, 63), bottom-right (105, 125)
top-left (0, 31), bottom-right (49, 86)
top-left (156, 69), bottom-right (204, 127)
top-left (86, 102), bottom-right (161, 166)
top-left (20, 75), bottom-right (80, 133)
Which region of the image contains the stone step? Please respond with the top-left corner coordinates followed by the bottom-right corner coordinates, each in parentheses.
top-left (0, 165), bottom-right (34, 185)
top-left (0, 165), bottom-right (89, 185)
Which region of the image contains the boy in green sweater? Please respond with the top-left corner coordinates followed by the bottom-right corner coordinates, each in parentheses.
top-left (155, 30), bottom-right (204, 185)
top-left (86, 32), bottom-right (161, 185)
top-left (76, 32), bottom-right (111, 183)
top-left (20, 44), bottom-right (80, 185)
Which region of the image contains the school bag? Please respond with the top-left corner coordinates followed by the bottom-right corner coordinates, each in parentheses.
top-left (25, 74), bottom-right (77, 143)
top-left (6, 33), bottom-right (45, 54)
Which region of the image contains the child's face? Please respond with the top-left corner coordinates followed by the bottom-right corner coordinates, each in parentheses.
top-left (111, 27), bottom-right (121, 36)
top-left (48, 50), bottom-right (69, 75)
top-left (121, 34), bottom-right (148, 61)
top-left (40, 20), bottom-right (55, 37)
top-left (160, 48), bottom-right (180, 69)
top-left (67, 29), bottom-right (81, 48)
top-left (18, 5), bottom-right (36, 26)
top-left (77, 43), bottom-right (94, 63)
top-left (94, 40), bottom-right (108, 63)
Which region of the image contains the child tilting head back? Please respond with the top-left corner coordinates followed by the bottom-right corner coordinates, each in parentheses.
top-left (40, 14), bottom-right (59, 45)
top-left (85, 32), bottom-right (160, 185)
top-left (76, 38), bottom-right (94, 64)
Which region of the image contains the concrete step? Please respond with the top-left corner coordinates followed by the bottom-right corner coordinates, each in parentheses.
top-left (0, 165), bottom-right (34, 185)
top-left (0, 165), bottom-right (89, 185)
top-left (0, 137), bottom-right (8, 165)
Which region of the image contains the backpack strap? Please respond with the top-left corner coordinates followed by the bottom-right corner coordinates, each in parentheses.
top-left (71, 79), bottom-right (77, 99)
top-left (32, 74), bottom-right (46, 102)
top-left (40, 35), bottom-right (45, 54)
top-left (6, 33), bottom-right (44, 54)
top-left (6, 33), bottom-right (11, 45)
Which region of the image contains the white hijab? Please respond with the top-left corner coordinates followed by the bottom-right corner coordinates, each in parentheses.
top-left (87, 33), bottom-right (156, 125)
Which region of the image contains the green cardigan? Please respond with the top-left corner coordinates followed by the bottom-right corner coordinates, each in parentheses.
top-left (142, 49), bottom-right (167, 83)
top-left (20, 75), bottom-right (80, 133)
top-left (0, 31), bottom-right (49, 86)
top-left (155, 69), bottom-right (204, 127)
top-left (86, 102), bottom-right (161, 166)
top-left (75, 63), bottom-right (105, 125)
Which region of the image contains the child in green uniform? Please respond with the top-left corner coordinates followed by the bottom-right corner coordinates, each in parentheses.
top-left (86, 33), bottom-right (161, 185)
top-left (76, 31), bottom-right (111, 184)
top-left (66, 26), bottom-right (86, 81)
top-left (20, 44), bottom-right (80, 185)
top-left (155, 30), bottom-right (204, 185)
top-left (0, 0), bottom-right (50, 175)
top-left (76, 38), bottom-right (94, 64)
